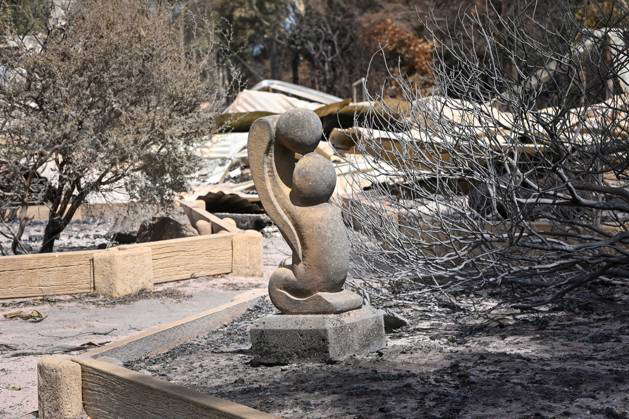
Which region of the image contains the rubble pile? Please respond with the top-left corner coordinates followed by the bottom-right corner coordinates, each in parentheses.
top-left (188, 79), bottom-right (405, 226)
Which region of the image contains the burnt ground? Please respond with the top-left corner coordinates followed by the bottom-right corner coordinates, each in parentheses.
top-left (0, 231), bottom-right (289, 417)
top-left (0, 220), bottom-right (114, 254)
top-left (127, 285), bottom-right (629, 418)
top-left (0, 279), bottom-right (257, 417)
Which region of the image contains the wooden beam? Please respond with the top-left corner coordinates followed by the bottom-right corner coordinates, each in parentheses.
top-left (0, 250), bottom-right (95, 298)
top-left (75, 357), bottom-right (275, 419)
top-left (119, 235), bottom-right (233, 284)
top-left (179, 200), bottom-right (240, 233)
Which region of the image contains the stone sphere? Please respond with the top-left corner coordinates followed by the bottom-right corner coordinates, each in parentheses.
top-left (292, 153), bottom-right (336, 204)
top-left (276, 109), bottom-right (323, 154)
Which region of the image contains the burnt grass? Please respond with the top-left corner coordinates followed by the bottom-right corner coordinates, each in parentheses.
top-left (126, 285), bottom-right (629, 418)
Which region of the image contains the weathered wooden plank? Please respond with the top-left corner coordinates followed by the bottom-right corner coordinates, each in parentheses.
top-left (121, 235), bottom-right (233, 283)
top-left (85, 289), bottom-right (266, 363)
top-left (0, 234), bottom-right (235, 299)
top-left (0, 250), bottom-right (95, 299)
top-left (179, 200), bottom-right (240, 233)
top-left (77, 357), bottom-right (275, 419)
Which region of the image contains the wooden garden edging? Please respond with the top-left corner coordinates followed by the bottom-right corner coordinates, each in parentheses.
top-left (0, 230), bottom-right (262, 300)
top-left (85, 289), bottom-right (267, 362)
top-left (77, 357), bottom-right (272, 419)
top-left (37, 289), bottom-right (276, 418)
top-left (119, 234), bottom-right (233, 285)
top-left (0, 250), bottom-right (97, 299)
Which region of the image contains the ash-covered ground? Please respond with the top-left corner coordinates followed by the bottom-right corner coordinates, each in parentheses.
top-left (0, 220), bottom-right (114, 254)
top-left (0, 231), bottom-right (290, 417)
top-left (127, 287), bottom-right (629, 418)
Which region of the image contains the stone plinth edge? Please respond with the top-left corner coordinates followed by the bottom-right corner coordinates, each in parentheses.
top-left (37, 355), bottom-right (84, 418)
top-left (250, 305), bottom-right (386, 364)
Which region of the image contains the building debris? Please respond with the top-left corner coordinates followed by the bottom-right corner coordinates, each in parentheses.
top-left (4, 310), bottom-right (46, 323)
top-left (224, 89), bottom-right (322, 114)
top-left (215, 112), bottom-right (276, 133)
top-left (251, 79), bottom-right (342, 104)
top-left (136, 216), bottom-right (198, 243)
top-left (213, 212), bottom-right (272, 231)
top-left (382, 308), bottom-right (409, 333)
top-left (190, 83), bottom-right (411, 221)
top-left (196, 189), bottom-right (263, 214)
top-left (192, 132), bottom-right (249, 186)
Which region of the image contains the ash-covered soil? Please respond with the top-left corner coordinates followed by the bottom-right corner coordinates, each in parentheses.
top-left (0, 277), bottom-right (256, 417)
top-left (127, 286), bottom-right (629, 419)
top-left (0, 220), bottom-right (113, 253)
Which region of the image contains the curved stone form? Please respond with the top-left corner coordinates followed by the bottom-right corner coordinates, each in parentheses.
top-left (248, 109), bottom-right (362, 314)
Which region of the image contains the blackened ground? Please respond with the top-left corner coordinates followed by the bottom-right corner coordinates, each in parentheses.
top-left (127, 285), bottom-right (629, 419)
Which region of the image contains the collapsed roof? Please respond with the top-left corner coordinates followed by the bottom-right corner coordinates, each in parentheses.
top-left (224, 80), bottom-right (342, 114)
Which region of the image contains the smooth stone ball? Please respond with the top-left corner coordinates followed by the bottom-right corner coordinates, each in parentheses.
top-left (276, 109), bottom-right (323, 154)
top-left (292, 153), bottom-right (336, 204)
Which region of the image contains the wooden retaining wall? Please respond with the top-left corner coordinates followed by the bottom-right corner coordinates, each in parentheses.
top-left (119, 235), bottom-right (233, 284)
top-left (0, 250), bottom-right (95, 299)
top-left (37, 291), bottom-right (274, 418)
top-left (0, 232), bottom-right (260, 300)
top-left (77, 357), bottom-right (272, 419)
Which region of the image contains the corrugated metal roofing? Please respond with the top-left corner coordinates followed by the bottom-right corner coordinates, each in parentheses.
top-left (251, 80), bottom-right (342, 104)
top-left (224, 90), bottom-right (322, 113)
top-left (196, 132), bottom-right (249, 160)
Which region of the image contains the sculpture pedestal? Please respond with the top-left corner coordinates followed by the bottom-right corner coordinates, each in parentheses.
top-left (250, 306), bottom-right (386, 364)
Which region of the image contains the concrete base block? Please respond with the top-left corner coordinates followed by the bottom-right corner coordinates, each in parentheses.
top-left (93, 247), bottom-right (154, 297)
top-left (250, 305), bottom-right (385, 363)
top-left (38, 355), bottom-right (84, 418)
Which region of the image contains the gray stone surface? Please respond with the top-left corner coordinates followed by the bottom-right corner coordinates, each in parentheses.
top-left (250, 306), bottom-right (386, 364)
top-left (275, 108), bottom-right (323, 154)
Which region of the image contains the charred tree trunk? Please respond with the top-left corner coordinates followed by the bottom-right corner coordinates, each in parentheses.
top-left (39, 193), bottom-right (83, 253)
top-left (40, 215), bottom-right (63, 253)
top-left (270, 38), bottom-right (280, 80)
top-left (291, 51), bottom-right (300, 85)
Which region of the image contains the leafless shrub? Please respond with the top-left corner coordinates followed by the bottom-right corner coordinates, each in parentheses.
top-left (345, 1), bottom-right (629, 309)
top-left (0, 0), bottom-right (227, 253)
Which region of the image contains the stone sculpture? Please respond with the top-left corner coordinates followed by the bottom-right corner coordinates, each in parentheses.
top-left (248, 108), bottom-right (363, 314)
top-left (248, 108), bottom-right (386, 363)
